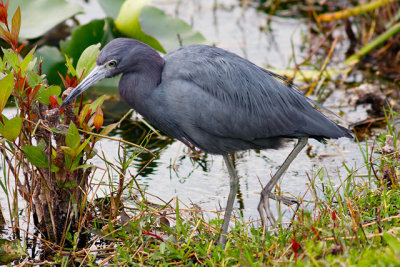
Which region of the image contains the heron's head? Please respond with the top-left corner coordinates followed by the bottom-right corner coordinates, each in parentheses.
top-left (60, 38), bottom-right (160, 108)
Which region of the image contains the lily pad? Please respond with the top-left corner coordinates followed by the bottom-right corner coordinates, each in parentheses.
top-left (115, 0), bottom-right (164, 52)
top-left (8, 0), bottom-right (83, 39)
top-left (98, 0), bottom-right (125, 19)
top-left (60, 18), bottom-right (116, 67)
top-left (140, 6), bottom-right (208, 52)
top-left (35, 46), bottom-right (67, 85)
top-left (114, 0), bottom-right (207, 53)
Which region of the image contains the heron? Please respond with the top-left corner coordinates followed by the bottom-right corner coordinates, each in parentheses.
top-left (60, 38), bottom-right (352, 245)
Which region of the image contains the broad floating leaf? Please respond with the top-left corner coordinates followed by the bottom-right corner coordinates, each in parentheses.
top-left (98, 0), bottom-right (125, 19)
top-left (60, 19), bottom-right (115, 67)
top-left (140, 6), bottom-right (208, 52)
top-left (8, 0), bottom-right (83, 39)
top-left (35, 46), bottom-right (67, 85)
top-left (115, 0), bottom-right (207, 53)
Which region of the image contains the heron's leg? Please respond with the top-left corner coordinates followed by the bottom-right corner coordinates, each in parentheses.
top-left (217, 153), bottom-right (240, 246)
top-left (268, 193), bottom-right (299, 206)
top-left (258, 137), bottom-right (308, 227)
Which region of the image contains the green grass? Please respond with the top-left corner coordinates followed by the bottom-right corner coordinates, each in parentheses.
top-left (60, 122), bottom-right (400, 266)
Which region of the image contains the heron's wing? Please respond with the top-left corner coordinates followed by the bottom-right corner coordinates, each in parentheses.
top-left (160, 45), bottom-right (350, 152)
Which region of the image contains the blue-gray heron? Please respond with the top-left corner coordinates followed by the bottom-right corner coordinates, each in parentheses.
top-left (60, 38), bottom-right (352, 245)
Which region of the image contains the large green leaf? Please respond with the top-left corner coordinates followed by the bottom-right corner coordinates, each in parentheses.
top-left (8, 0), bottom-right (83, 39)
top-left (98, 0), bottom-right (125, 19)
top-left (140, 6), bottom-right (208, 52)
top-left (22, 145), bottom-right (49, 168)
top-left (60, 18), bottom-right (116, 66)
top-left (115, 0), bottom-right (207, 53)
top-left (35, 46), bottom-right (67, 85)
top-left (0, 73), bottom-right (14, 114)
top-left (115, 0), bottom-right (165, 53)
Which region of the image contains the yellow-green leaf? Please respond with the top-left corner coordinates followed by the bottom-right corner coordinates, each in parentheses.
top-left (61, 146), bottom-right (76, 158)
top-left (65, 122), bottom-right (80, 149)
top-left (0, 239), bottom-right (26, 265)
top-left (115, 0), bottom-right (165, 53)
top-left (11, 7), bottom-right (21, 42)
top-left (65, 54), bottom-right (76, 77)
top-left (76, 43), bottom-right (101, 79)
top-left (96, 122), bottom-right (119, 142)
top-left (1, 117), bottom-right (22, 141)
top-left (0, 73), bottom-right (14, 114)
top-left (76, 136), bottom-right (91, 156)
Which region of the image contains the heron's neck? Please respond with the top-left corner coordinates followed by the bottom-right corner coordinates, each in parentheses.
top-left (119, 55), bottom-right (165, 110)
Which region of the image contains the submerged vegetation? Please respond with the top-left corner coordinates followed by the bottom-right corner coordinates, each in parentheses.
top-left (0, 0), bottom-right (399, 265)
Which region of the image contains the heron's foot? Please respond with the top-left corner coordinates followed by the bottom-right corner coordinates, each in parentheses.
top-left (257, 191), bottom-right (300, 228)
top-left (257, 192), bottom-right (276, 227)
top-left (217, 233), bottom-right (226, 247)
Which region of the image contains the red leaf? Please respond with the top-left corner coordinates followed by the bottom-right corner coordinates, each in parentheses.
top-left (0, 0), bottom-right (9, 25)
top-left (84, 108), bottom-right (92, 122)
top-left (28, 84), bottom-right (41, 105)
top-left (0, 25), bottom-right (13, 44)
top-left (331, 210), bottom-right (337, 221)
top-left (58, 72), bottom-right (68, 88)
top-left (28, 113), bottom-right (37, 121)
top-left (291, 237), bottom-right (300, 261)
top-left (142, 230), bottom-right (163, 241)
top-left (49, 95), bottom-right (59, 109)
top-left (16, 42), bottom-right (25, 53)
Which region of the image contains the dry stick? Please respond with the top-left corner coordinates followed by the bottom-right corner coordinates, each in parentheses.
top-left (124, 156), bottom-right (155, 193)
top-left (292, 23), bottom-right (338, 77)
top-left (324, 227), bottom-right (400, 241)
top-left (34, 166), bottom-right (58, 241)
top-left (74, 169), bottom-right (100, 247)
top-left (363, 214), bottom-right (400, 228)
top-left (306, 36), bottom-right (339, 96)
top-left (58, 202), bottom-right (72, 254)
top-left (79, 129), bottom-right (155, 157)
top-left (14, 226), bottom-right (62, 249)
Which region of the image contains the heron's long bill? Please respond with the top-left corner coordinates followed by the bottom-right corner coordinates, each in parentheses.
top-left (60, 65), bottom-right (108, 108)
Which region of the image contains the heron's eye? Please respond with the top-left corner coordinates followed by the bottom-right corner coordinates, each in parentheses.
top-left (107, 60), bottom-right (117, 68)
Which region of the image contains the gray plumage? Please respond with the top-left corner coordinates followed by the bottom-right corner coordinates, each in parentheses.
top-left (60, 38), bottom-right (352, 245)
top-left (92, 38), bottom-right (351, 154)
